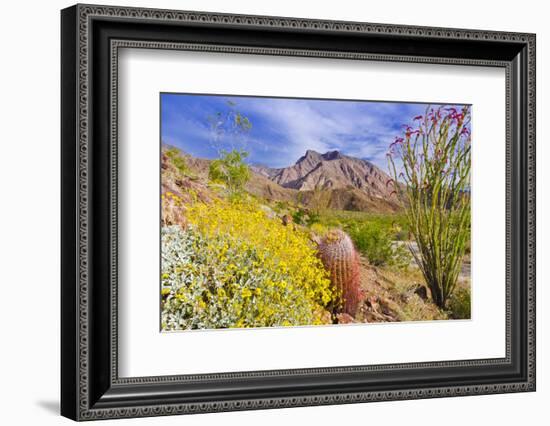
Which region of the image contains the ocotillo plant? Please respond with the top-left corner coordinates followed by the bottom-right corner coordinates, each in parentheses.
top-left (318, 230), bottom-right (362, 317)
top-left (387, 105), bottom-right (471, 309)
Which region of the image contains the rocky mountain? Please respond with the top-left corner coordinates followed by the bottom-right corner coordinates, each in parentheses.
top-left (258, 149), bottom-right (399, 199)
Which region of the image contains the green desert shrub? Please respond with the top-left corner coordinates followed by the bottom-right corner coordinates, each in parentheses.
top-left (291, 208), bottom-right (306, 225)
top-left (208, 149), bottom-right (251, 197)
top-left (448, 287), bottom-right (471, 319)
top-left (344, 221), bottom-right (411, 269)
top-left (273, 201), bottom-right (289, 213)
top-left (165, 147), bottom-right (190, 176)
top-left (347, 222), bottom-right (393, 266)
top-left (390, 243), bottom-right (413, 270)
top-left (292, 208), bottom-right (320, 226)
top-left (393, 228), bottom-right (409, 241)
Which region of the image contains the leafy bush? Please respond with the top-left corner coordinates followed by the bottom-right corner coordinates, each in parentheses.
top-left (292, 208), bottom-right (320, 226)
top-left (317, 210), bottom-right (409, 233)
top-left (448, 286), bottom-right (471, 319)
top-left (165, 147), bottom-right (190, 176)
top-left (291, 208), bottom-right (306, 225)
top-left (307, 210), bottom-right (321, 226)
top-left (391, 243), bottom-right (413, 270)
top-left (345, 222), bottom-right (411, 269)
top-left (347, 223), bottom-right (388, 265)
top-left (208, 149), bottom-right (250, 196)
top-left (161, 200), bottom-right (335, 330)
top-left (393, 229), bottom-right (409, 241)
top-left (273, 201), bottom-right (290, 214)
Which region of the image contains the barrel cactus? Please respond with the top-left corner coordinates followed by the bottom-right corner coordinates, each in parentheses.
top-left (318, 230), bottom-right (362, 317)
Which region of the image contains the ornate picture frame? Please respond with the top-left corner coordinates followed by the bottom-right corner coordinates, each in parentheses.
top-left (61, 4), bottom-right (535, 421)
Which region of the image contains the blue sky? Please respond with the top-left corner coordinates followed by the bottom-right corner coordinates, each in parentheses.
top-left (161, 93), bottom-right (465, 170)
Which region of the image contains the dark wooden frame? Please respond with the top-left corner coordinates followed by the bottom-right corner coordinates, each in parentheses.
top-left (61, 3), bottom-right (536, 421)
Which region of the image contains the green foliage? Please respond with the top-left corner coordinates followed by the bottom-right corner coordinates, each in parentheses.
top-left (388, 105), bottom-right (471, 308)
top-left (165, 147), bottom-right (190, 176)
top-left (347, 223), bottom-right (392, 266)
top-left (208, 149), bottom-right (251, 196)
top-left (316, 210), bottom-right (410, 237)
top-left (391, 243), bottom-right (413, 270)
top-left (448, 286), bottom-right (471, 319)
top-left (346, 222), bottom-right (410, 268)
top-left (234, 112), bottom-right (252, 130)
top-left (291, 208), bottom-right (320, 226)
top-left (291, 208), bottom-right (305, 224)
top-left (393, 229), bottom-right (409, 241)
top-left (273, 201), bottom-right (290, 214)
top-left (308, 210), bottom-right (321, 226)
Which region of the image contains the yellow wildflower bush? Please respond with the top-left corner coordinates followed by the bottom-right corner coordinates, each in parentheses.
top-left (161, 200), bottom-right (335, 330)
top-left (187, 200), bottom-right (334, 307)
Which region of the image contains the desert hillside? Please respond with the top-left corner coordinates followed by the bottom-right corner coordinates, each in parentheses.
top-left (167, 146), bottom-right (402, 213)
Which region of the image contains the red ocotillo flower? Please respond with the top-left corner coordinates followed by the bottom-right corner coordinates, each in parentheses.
top-left (389, 137), bottom-right (404, 150)
top-left (445, 107), bottom-right (457, 115)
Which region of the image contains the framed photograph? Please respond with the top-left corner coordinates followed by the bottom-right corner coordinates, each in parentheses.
top-left (61, 4), bottom-right (536, 421)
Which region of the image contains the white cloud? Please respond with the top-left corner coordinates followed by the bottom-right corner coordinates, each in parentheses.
top-left (243, 98), bottom-right (413, 170)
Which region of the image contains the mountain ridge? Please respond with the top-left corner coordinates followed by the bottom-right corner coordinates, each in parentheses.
top-left (164, 145), bottom-right (402, 213)
top-left (256, 149), bottom-right (398, 200)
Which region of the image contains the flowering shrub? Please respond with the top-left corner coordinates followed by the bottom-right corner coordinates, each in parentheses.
top-left (161, 200), bottom-right (335, 330)
top-left (387, 105), bottom-right (471, 308)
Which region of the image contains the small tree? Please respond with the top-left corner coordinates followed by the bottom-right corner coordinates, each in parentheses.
top-left (387, 105), bottom-right (471, 308)
top-left (209, 149), bottom-right (251, 196)
top-left (207, 101), bottom-right (253, 196)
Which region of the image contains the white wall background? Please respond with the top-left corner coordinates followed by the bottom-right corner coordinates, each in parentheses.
top-left (0, 0), bottom-right (546, 424)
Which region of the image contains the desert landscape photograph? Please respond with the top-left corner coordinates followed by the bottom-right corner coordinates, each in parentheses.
top-left (159, 93), bottom-right (471, 331)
